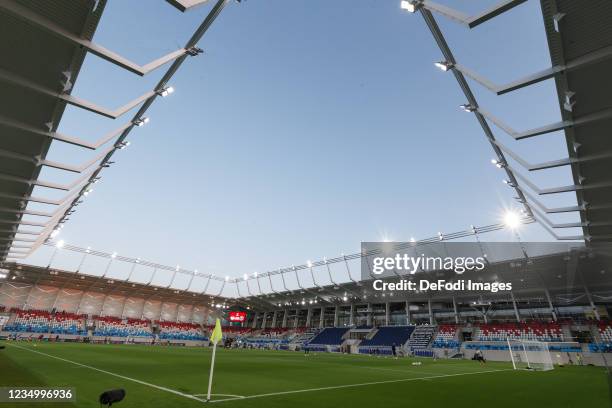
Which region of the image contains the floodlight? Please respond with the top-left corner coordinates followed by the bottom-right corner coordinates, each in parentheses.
top-left (243, 274), bottom-right (248, 280)
top-left (56, 240), bottom-right (65, 249)
top-left (307, 260), bottom-right (313, 268)
top-left (460, 104), bottom-right (476, 112)
top-left (50, 230), bottom-right (60, 238)
top-left (134, 117), bottom-right (150, 127)
top-left (504, 210), bottom-right (521, 229)
top-left (158, 86), bottom-right (175, 97)
top-left (111, 252), bottom-right (117, 259)
top-left (491, 159), bottom-right (505, 168)
top-left (400, 0), bottom-right (422, 13)
top-left (342, 296), bottom-right (348, 301)
top-left (225, 276), bottom-right (229, 281)
top-left (434, 61), bottom-right (453, 72)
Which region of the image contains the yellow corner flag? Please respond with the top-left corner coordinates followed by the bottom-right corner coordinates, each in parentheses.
top-left (207, 318), bottom-right (223, 401)
top-left (210, 318), bottom-right (223, 345)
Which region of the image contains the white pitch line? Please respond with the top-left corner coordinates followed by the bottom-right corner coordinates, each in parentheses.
top-left (210, 368), bottom-right (513, 403)
top-left (193, 393), bottom-right (245, 398)
top-left (7, 343), bottom-right (206, 403)
top-left (356, 365), bottom-right (446, 377)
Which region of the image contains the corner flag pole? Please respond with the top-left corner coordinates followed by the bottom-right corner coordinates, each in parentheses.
top-left (207, 318), bottom-right (223, 401)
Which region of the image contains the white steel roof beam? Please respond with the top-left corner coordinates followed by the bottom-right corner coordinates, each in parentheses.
top-left (0, 0), bottom-right (201, 77)
top-left (409, 0), bottom-right (527, 29)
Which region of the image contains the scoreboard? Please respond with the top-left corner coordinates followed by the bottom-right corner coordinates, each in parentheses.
top-left (228, 311), bottom-right (247, 323)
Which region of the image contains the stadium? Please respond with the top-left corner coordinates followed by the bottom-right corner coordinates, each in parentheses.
top-left (0, 0), bottom-right (611, 407)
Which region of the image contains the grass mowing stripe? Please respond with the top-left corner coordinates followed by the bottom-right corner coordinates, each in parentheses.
top-left (6, 343), bottom-right (206, 403)
top-left (210, 368), bottom-right (513, 403)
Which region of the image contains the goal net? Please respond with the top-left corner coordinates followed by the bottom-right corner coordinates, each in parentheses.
top-left (506, 339), bottom-right (554, 371)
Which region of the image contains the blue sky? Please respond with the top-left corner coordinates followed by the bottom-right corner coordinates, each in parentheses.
top-left (23, 0), bottom-right (582, 282)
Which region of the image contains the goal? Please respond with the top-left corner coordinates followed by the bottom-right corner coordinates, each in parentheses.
top-left (506, 339), bottom-right (554, 371)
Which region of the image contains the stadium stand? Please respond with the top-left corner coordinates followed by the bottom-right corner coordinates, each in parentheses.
top-left (408, 325), bottom-right (436, 350)
top-left (3, 309), bottom-right (86, 335)
top-left (290, 328), bottom-right (319, 346)
top-left (308, 327), bottom-right (349, 345)
top-left (476, 322), bottom-right (563, 342)
top-left (157, 321), bottom-right (206, 341)
top-left (360, 326), bottom-right (414, 347)
top-left (597, 321), bottom-right (612, 343)
top-left (94, 317), bottom-right (153, 338)
top-left (432, 324), bottom-right (460, 348)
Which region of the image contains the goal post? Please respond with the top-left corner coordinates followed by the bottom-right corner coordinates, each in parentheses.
top-left (506, 339), bottom-right (553, 371)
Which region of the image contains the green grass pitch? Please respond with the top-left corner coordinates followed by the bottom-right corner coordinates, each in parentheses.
top-left (0, 341), bottom-right (609, 408)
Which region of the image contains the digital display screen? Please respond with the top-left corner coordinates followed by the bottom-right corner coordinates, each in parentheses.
top-left (228, 311), bottom-right (247, 322)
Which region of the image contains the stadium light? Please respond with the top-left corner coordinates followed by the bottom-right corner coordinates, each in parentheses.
top-left (50, 230), bottom-right (60, 238)
top-left (134, 117), bottom-right (150, 127)
top-left (158, 86), bottom-right (175, 97)
top-left (434, 61), bottom-right (454, 72)
top-left (504, 210), bottom-right (521, 229)
top-left (307, 260), bottom-right (313, 268)
top-left (503, 179), bottom-right (516, 187)
top-left (243, 273), bottom-right (248, 280)
top-left (342, 296), bottom-right (348, 302)
top-left (56, 240), bottom-right (65, 249)
top-left (83, 188), bottom-right (94, 196)
top-left (460, 104), bottom-right (476, 112)
top-left (111, 252), bottom-right (117, 259)
top-left (491, 158), bottom-right (506, 168)
top-left (400, 0), bottom-right (422, 13)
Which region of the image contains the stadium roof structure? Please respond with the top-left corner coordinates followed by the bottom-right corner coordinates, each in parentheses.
top-left (402, 0), bottom-right (612, 242)
top-left (0, 1), bottom-right (105, 262)
top-left (1, 0), bottom-right (611, 304)
top-left (0, 0), bottom-right (230, 263)
top-left (230, 243), bottom-right (612, 310)
top-left (0, 262), bottom-right (234, 309)
top-left (1, 241), bottom-right (611, 314)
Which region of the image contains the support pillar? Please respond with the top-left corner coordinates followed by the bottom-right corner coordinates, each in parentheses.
top-left (252, 312), bottom-right (258, 329)
top-left (385, 302), bottom-right (390, 326)
top-left (366, 303), bottom-right (372, 326)
top-left (543, 289), bottom-right (557, 321)
top-left (334, 306), bottom-right (340, 327)
top-left (306, 308), bottom-right (312, 327)
top-left (294, 309), bottom-right (300, 328)
top-left (261, 312), bottom-right (267, 329)
top-left (349, 304), bottom-right (355, 326)
top-left (510, 292), bottom-right (520, 322)
top-left (271, 311), bottom-right (278, 328)
top-left (452, 297), bottom-right (459, 324)
top-left (428, 299), bottom-right (434, 325)
top-left (319, 307), bottom-right (325, 328)
top-left (405, 301), bottom-right (411, 325)
top-left (282, 309), bottom-right (288, 328)
top-left (584, 285), bottom-right (601, 321)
